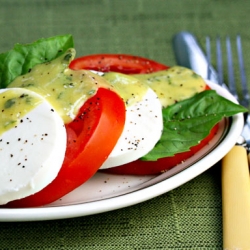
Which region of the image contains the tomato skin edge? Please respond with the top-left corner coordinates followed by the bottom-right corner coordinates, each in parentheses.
top-left (69, 54), bottom-right (169, 74)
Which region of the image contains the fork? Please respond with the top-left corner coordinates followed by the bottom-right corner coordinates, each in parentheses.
top-left (206, 35), bottom-right (250, 249)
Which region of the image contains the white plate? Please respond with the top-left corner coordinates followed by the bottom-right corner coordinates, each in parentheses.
top-left (0, 80), bottom-right (244, 221)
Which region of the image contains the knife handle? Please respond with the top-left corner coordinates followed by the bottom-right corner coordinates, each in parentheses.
top-left (222, 145), bottom-right (250, 249)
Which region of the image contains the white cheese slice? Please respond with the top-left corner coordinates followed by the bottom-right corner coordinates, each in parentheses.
top-left (100, 88), bottom-right (163, 169)
top-left (0, 88), bottom-right (67, 205)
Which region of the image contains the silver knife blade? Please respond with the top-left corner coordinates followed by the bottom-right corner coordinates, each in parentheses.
top-left (172, 31), bottom-right (220, 85)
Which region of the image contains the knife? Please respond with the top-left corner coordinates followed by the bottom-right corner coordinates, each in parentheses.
top-left (172, 31), bottom-right (250, 249)
top-left (172, 31), bottom-right (219, 83)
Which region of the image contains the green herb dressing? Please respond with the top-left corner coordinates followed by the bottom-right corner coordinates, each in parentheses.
top-left (8, 49), bottom-right (112, 124)
top-left (133, 66), bottom-right (206, 107)
top-left (7, 49), bottom-right (205, 128)
top-left (0, 89), bottom-right (42, 135)
top-left (102, 72), bottom-right (148, 106)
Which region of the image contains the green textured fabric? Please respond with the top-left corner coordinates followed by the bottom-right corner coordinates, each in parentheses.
top-left (0, 0), bottom-right (250, 249)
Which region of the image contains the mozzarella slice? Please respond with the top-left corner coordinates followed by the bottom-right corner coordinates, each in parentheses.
top-left (100, 88), bottom-right (163, 169)
top-left (0, 88), bottom-right (67, 205)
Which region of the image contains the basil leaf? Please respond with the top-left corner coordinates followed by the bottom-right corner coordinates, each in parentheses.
top-left (142, 90), bottom-right (247, 161)
top-left (0, 34), bottom-right (74, 88)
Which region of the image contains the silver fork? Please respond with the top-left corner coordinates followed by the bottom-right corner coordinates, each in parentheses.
top-left (206, 36), bottom-right (250, 249)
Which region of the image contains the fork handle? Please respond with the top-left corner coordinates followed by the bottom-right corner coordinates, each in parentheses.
top-left (222, 145), bottom-right (250, 249)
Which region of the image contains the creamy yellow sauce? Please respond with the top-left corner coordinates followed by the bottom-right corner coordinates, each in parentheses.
top-left (8, 49), bottom-right (112, 124)
top-left (103, 72), bottom-right (148, 106)
top-left (7, 49), bottom-right (205, 128)
top-left (102, 67), bottom-right (205, 108)
top-left (0, 89), bottom-right (42, 135)
top-left (133, 66), bottom-right (206, 107)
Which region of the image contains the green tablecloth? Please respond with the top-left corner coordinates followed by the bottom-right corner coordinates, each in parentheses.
top-left (0, 0), bottom-right (250, 249)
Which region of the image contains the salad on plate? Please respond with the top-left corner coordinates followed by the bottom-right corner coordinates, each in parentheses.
top-left (0, 34), bottom-right (246, 208)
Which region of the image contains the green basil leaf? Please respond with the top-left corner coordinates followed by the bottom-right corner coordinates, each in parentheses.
top-left (0, 34), bottom-right (74, 88)
top-left (141, 90), bottom-right (247, 161)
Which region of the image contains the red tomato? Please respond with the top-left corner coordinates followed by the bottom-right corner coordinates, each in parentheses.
top-left (69, 54), bottom-right (217, 175)
top-left (69, 54), bottom-right (169, 74)
top-left (6, 88), bottom-right (125, 207)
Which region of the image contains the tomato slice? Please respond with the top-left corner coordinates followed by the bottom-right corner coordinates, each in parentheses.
top-left (69, 54), bottom-right (169, 74)
top-left (6, 88), bottom-right (125, 207)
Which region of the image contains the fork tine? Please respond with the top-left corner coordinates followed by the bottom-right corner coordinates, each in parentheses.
top-left (207, 35), bottom-right (249, 108)
top-left (216, 36), bottom-right (224, 86)
top-left (226, 36), bottom-right (239, 101)
top-left (205, 36), bottom-right (212, 79)
top-left (236, 35), bottom-right (249, 108)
